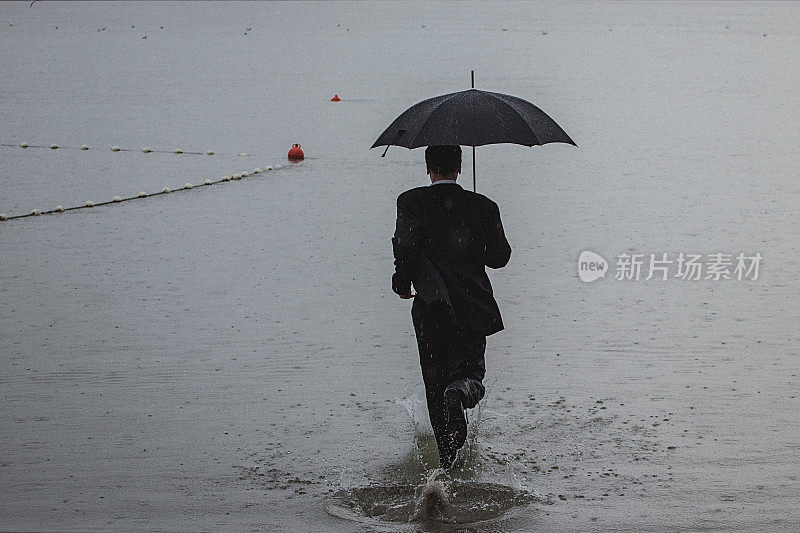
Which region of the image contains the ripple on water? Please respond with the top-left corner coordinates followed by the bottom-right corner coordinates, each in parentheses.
top-left (325, 479), bottom-right (539, 530)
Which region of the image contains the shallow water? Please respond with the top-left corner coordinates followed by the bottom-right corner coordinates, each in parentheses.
top-left (1, 1), bottom-right (799, 531)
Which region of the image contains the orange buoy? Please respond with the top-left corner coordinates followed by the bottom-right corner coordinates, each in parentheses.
top-left (288, 143), bottom-right (305, 161)
top-left (330, 94), bottom-right (341, 102)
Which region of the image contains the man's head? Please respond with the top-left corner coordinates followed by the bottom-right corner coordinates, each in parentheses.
top-left (425, 145), bottom-right (462, 181)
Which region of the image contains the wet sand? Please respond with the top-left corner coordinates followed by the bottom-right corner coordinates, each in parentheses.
top-left (1, 1), bottom-right (798, 531)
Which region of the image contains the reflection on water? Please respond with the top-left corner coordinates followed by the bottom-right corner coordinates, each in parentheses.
top-left (325, 397), bottom-right (543, 530)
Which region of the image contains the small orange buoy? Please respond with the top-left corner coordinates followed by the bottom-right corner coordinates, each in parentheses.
top-left (288, 143), bottom-right (305, 161)
top-left (331, 94), bottom-right (341, 102)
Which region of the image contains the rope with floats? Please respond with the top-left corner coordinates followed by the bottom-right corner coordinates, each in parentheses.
top-left (0, 142), bottom-right (269, 157)
top-left (0, 164), bottom-right (283, 221)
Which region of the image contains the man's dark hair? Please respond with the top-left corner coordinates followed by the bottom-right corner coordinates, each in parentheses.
top-left (425, 145), bottom-right (462, 174)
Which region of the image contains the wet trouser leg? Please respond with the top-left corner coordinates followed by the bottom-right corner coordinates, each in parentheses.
top-left (412, 299), bottom-right (486, 464)
top-left (443, 333), bottom-right (486, 409)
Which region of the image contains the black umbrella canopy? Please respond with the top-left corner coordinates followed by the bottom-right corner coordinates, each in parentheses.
top-left (371, 88), bottom-right (576, 150)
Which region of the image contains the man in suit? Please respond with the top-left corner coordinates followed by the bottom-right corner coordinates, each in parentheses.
top-left (392, 145), bottom-right (511, 468)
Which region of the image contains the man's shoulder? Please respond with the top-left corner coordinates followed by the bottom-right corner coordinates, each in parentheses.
top-left (397, 185), bottom-right (499, 210)
top-left (462, 189), bottom-right (499, 210)
top-left (396, 186), bottom-right (428, 206)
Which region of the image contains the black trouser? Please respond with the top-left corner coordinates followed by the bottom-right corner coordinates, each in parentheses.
top-left (411, 299), bottom-right (486, 461)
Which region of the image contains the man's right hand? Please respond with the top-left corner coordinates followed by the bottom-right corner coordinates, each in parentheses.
top-left (392, 273), bottom-right (413, 299)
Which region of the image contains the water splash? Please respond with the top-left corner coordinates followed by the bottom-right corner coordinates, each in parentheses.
top-left (394, 394), bottom-right (431, 437)
top-left (338, 467), bottom-right (367, 491)
top-left (325, 390), bottom-right (541, 528)
top-left (411, 468), bottom-right (455, 522)
top-left (325, 476), bottom-right (539, 527)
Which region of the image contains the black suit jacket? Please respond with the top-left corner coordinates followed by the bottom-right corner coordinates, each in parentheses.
top-left (392, 182), bottom-right (511, 336)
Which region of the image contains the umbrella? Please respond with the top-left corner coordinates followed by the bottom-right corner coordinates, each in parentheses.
top-left (372, 72), bottom-right (576, 191)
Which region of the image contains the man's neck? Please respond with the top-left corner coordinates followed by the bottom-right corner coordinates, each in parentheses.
top-left (429, 172), bottom-right (459, 184)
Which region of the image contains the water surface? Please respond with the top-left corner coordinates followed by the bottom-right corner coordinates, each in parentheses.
top-left (1, 1), bottom-right (798, 531)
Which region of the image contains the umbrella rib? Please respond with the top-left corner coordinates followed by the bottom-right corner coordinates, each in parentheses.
top-left (489, 91), bottom-right (576, 146)
top-left (485, 93), bottom-right (542, 146)
top-left (483, 95), bottom-right (522, 146)
top-left (407, 91), bottom-right (466, 148)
